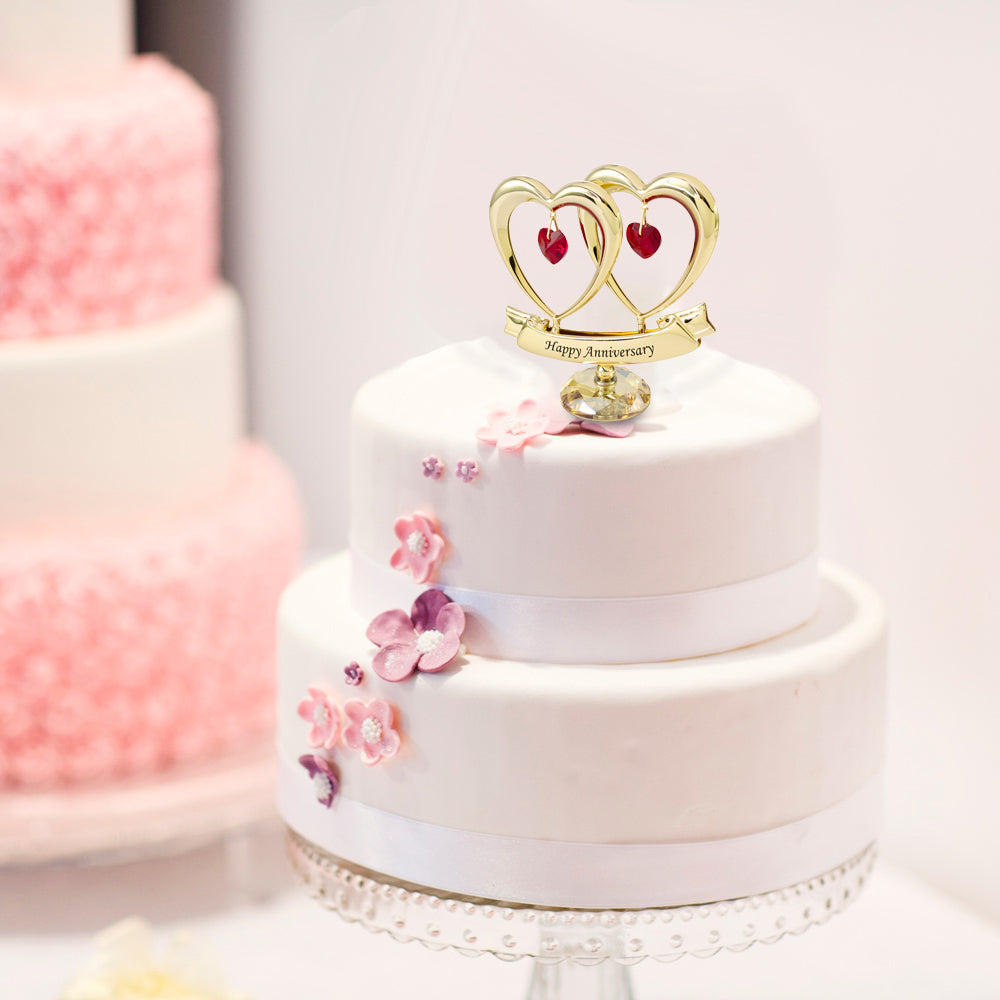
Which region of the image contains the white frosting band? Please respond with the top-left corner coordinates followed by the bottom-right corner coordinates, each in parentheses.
top-left (279, 758), bottom-right (880, 909)
top-left (350, 549), bottom-right (821, 663)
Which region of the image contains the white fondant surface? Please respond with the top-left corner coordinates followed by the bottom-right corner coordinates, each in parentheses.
top-left (0, 0), bottom-right (132, 88)
top-left (349, 341), bottom-right (820, 603)
top-left (0, 285), bottom-right (244, 526)
top-left (278, 554), bottom-right (886, 848)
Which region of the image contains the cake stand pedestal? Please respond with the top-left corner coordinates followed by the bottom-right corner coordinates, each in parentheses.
top-left (287, 831), bottom-right (876, 1000)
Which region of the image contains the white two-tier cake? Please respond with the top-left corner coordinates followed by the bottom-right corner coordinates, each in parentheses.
top-left (277, 339), bottom-right (885, 909)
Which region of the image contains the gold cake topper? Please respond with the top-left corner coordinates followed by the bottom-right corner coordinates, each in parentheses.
top-left (489, 165), bottom-right (719, 421)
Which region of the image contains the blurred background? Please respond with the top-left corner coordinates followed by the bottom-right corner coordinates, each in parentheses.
top-left (136, 0), bottom-right (999, 924)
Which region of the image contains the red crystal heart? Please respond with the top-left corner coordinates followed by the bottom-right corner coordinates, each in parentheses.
top-left (537, 227), bottom-right (569, 264)
top-left (626, 221), bottom-right (662, 259)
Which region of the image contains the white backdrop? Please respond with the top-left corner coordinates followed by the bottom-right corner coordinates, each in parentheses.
top-left (141, 0), bottom-right (1000, 921)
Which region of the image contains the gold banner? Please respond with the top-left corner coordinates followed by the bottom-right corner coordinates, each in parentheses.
top-left (504, 303), bottom-right (714, 365)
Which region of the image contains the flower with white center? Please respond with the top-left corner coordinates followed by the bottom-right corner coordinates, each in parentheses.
top-left (366, 589), bottom-right (466, 682)
top-left (455, 459), bottom-right (480, 483)
top-left (59, 917), bottom-right (250, 1000)
top-left (390, 511), bottom-right (446, 584)
top-left (343, 698), bottom-right (401, 766)
top-left (296, 686), bottom-right (341, 749)
top-left (476, 398), bottom-right (570, 452)
top-left (421, 455), bottom-right (444, 479)
top-left (299, 754), bottom-right (339, 807)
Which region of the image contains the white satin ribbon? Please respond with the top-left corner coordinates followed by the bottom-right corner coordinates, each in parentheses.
top-left (278, 756), bottom-right (880, 909)
top-left (350, 550), bottom-right (820, 663)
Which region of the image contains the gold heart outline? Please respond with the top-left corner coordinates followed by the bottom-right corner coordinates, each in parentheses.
top-left (582, 166), bottom-right (719, 330)
top-left (489, 177), bottom-right (623, 327)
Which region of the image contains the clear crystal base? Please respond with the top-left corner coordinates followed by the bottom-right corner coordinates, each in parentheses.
top-left (287, 831), bottom-right (876, 1000)
top-left (560, 365), bottom-right (651, 421)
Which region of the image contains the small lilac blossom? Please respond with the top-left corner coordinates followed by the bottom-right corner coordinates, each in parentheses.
top-left (455, 459), bottom-right (480, 483)
top-left (366, 589), bottom-right (466, 682)
top-left (421, 455), bottom-right (444, 479)
top-left (299, 754), bottom-right (339, 807)
top-left (344, 662), bottom-right (364, 686)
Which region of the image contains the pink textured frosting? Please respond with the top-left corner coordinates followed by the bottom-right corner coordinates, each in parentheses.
top-left (0, 444), bottom-right (302, 789)
top-left (0, 55), bottom-right (217, 340)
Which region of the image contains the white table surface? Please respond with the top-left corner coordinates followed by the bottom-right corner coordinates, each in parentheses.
top-left (2, 821), bottom-right (999, 1000)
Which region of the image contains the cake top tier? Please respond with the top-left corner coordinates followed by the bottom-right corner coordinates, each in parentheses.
top-left (349, 340), bottom-right (821, 663)
top-left (0, 0), bottom-right (132, 91)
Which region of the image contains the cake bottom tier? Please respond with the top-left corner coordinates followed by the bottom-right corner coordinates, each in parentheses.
top-left (0, 443), bottom-right (302, 789)
top-left (277, 555), bottom-right (885, 908)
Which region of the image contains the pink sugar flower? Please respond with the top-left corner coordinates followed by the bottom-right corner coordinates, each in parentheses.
top-left (390, 511), bottom-right (446, 584)
top-left (476, 399), bottom-right (570, 452)
top-left (297, 686), bottom-right (341, 749)
top-left (299, 754), bottom-right (339, 807)
top-left (366, 589), bottom-right (466, 682)
top-left (573, 418), bottom-right (636, 438)
top-left (342, 698), bottom-right (401, 765)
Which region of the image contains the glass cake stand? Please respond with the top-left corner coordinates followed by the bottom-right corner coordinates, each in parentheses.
top-left (287, 830), bottom-right (876, 1000)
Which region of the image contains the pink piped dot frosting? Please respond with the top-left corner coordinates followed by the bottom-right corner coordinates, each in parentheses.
top-left (0, 444), bottom-right (302, 789)
top-left (0, 55), bottom-right (218, 340)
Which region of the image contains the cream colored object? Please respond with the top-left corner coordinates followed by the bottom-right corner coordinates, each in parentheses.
top-left (349, 340), bottom-right (820, 600)
top-left (0, 286), bottom-right (244, 526)
top-left (278, 554), bottom-right (885, 846)
top-left (60, 917), bottom-right (251, 1000)
top-left (0, 0), bottom-right (132, 88)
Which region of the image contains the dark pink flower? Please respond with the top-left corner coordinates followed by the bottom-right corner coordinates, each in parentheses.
top-left (342, 698), bottom-right (401, 765)
top-left (299, 754), bottom-right (339, 807)
top-left (366, 589), bottom-right (466, 682)
top-left (344, 662), bottom-right (364, 686)
top-left (390, 511), bottom-right (446, 584)
top-left (476, 399), bottom-right (570, 452)
top-left (296, 686), bottom-right (341, 749)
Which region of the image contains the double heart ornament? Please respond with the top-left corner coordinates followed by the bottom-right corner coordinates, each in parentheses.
top-left (489, 165), bottom-right (718, 334)
top-left (488, 166), bottom-right (720, 421)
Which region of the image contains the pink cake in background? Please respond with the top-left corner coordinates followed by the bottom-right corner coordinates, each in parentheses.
top-left (0, 56), bottom-right (216, 340)
top-left (0, 1), bottom-right (302, 794)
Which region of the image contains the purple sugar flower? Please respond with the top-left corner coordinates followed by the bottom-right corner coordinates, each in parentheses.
top-left (299, 754), bottom-right (339, 807)
top-left (421, 455), bottom-right (444, 479)
top-left (366, 589), bottom-right (466, 682)
top-left (455, 459), bottom-right (480, 483)
top-left (344, 662), bottom-right (364, 686)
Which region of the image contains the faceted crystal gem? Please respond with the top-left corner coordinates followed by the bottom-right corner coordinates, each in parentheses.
top-left (560, 365), bottom-right (651, 421)
top-left (538, 226), bottom-right (569, 264)
top-left (626, 221), bottom-right (662, 259)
